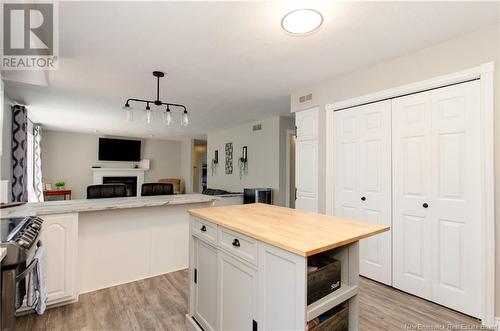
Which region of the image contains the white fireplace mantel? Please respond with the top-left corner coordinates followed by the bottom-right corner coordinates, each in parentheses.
top-left (91, 168), bottom-right (146, 197)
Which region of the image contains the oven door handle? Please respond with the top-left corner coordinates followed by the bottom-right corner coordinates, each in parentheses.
top-left (16, 257), bottom-right (38, 282)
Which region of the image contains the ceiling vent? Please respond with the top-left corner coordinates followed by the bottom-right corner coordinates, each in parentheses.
top-left (299, 93), bottom-right (313, 104)
top-left (252, 124), bottom-right (262, 131)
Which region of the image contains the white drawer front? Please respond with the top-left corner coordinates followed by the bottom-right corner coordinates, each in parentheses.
top-left (218, 227), bottom-right (258, 266)
top-left (192, 218), bottom-right (217, 246)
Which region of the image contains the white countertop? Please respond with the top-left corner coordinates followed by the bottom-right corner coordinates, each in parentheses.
top-left (0, 194), bottom-right (218, 219)
top-left (0, 248), bottom-right (6, 262)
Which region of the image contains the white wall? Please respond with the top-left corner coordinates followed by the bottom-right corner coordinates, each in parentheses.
top-left (207, 116), bottom-right (294, 206)
top-left (291, 23), bottom-right (500, 316)
top-left (41, 130), bottom-right (183, 199)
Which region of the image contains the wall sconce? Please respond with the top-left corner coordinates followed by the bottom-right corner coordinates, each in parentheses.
top-left (239, 146), bottom-right (248, 179)
top-left (211, 150), bottom-right (219, 175)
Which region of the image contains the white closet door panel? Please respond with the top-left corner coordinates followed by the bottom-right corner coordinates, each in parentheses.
top-left (358, 101), bottom-right (392, 285)
top-left (334, 100), bottom-right (392, 285)
top-left (296, 139), bottom-right (318, 212)
top-left (334, 110), bottom-right (360, 219)
top-left (392, 91), bottom-right (433, 300)
top-left (295, 108), bottom-right (319, 212)
top-left (296, 109), bottom-right (318, 141)
top-left (296, 141), bottom-right (318, 196)
top-left (429, 81), bottom-right (481, 317)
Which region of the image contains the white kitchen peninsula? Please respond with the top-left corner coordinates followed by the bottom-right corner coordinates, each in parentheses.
top-left (0, 194), bottom-right (218, 307)
top-left (186, 204), bottom-right (389, 331)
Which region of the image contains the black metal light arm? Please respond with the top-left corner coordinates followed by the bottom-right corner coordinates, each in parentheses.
top-left (123, 71), bottom-right (188, 113)
top-left (125, 98), bottom-right (187, 112)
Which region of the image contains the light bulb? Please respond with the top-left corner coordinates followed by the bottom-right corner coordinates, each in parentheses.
top-left (163, 109), bottom-right (172, 125)
top-left (145, 106), bottom-right (152, 124)
top-left (123, 104), bottom-right (133, 122)
top-left (182, 110), bottom-right (189, 127)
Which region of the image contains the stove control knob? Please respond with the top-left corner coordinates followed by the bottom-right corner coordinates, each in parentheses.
top-left (17, 239), bottom-right (30, 248)
top-left (30, 223), bottom-right (41, 230)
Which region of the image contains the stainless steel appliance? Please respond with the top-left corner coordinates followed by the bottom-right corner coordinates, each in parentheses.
top-left (1, 216), bottom-right (44, 331)
top-left (243, 188), bottom-right (272, 204)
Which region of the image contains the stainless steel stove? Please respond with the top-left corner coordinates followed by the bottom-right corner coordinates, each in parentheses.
top-left (1, 216), bottom-right (44, 331)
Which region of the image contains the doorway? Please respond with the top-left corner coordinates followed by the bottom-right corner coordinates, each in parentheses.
top-left (192, 140), bottom-right (207, 193)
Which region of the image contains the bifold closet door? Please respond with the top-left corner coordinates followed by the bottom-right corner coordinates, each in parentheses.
top-left (392, 80), bottom-right (481, 317)
top-left (334, 100), bottom-right (392, 285)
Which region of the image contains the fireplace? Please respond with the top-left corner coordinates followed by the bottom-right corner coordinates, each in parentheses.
top-left (103, 176), bottom-right (137, 197)
top-left (92, 168), bottom-right (145, 197)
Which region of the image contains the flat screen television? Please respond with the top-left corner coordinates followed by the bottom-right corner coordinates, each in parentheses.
top-left (98, 138), bottom-right (141, 161)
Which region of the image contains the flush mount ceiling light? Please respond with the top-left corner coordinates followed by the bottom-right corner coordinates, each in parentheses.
top-left (122, 71), bottom-right (189, 126)
top-left (281, 8), bottom-right (323, 35)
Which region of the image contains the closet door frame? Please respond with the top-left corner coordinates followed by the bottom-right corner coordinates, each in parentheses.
top-left (325, 62), bottom-right (495, 327)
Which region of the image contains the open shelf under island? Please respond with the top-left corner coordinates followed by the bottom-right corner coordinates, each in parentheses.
top-left (186, 203), bottom-right (389, 331)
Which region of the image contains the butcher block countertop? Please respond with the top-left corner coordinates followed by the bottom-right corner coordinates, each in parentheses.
top-left (188, 203), bottom-right (389, 257)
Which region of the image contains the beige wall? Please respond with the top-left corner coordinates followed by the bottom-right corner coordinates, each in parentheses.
top-left (41, 130), bottom-right (183, 199)
top-left (207, 115), bottom-right (294, 206)
top-left (291, 23), bottom-right (500, 316)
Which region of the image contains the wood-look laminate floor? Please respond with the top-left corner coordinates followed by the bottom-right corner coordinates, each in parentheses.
top-left (15, 270), bottom-right (480, 331)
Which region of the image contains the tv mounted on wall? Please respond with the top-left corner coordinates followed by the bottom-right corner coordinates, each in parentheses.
top-left (98, 138), bottom-right (141, 161)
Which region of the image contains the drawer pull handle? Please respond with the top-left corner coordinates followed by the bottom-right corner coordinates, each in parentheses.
top-left (232, 239), bottom-right (240, 247)
top-left (200, 225), bottom-right (207, 232)
top-left (361, 196), bottom-right (366, 201)
top-left (423, 203), bottom-right (429, 208)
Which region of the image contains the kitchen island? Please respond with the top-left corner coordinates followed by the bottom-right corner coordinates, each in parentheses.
top-left (1, 194), bottom-right (218, 308)
top-left (186, 203), bottom-right (389, 331)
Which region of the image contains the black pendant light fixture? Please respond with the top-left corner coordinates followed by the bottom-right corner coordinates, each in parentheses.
top-left (122, 71), bottom-right (189, 126)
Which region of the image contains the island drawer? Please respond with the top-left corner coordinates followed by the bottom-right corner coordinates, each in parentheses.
top-left (191, 217), bottom-right (217, 245)
top-left (218, 227), bottom-right (258, 266)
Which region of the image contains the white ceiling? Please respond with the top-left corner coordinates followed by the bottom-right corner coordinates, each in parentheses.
top-left (3, 1), bottom-right (498, 140)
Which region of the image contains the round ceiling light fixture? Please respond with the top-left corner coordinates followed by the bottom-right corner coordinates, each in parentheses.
top-left (281, 8), bottom-right (323, 35)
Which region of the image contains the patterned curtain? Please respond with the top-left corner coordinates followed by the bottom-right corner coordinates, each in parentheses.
top-left (33, 125), bottom-right (44, 202)
top-left (11, 105), bottom-right (28, 202)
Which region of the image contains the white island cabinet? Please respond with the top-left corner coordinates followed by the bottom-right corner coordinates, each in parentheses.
top-left (186, 204), bottom-right (388, 331)
top-left (40, 213), bottom-right (79, 306)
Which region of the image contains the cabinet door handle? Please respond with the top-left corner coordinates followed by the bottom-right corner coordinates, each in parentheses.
top-left (361, 196), bottom-right (366, 201)
top-left (200, 225), bottom-right (207, 232)
top-left (423, 203), bottom-right (429, 208)
top-left (232, 239), bottom-right (240, 247)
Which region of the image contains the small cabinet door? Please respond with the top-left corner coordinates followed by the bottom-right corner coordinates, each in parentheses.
top-left (219, 252), bottom-right (258, 331)
top-left (193, 237), bottom-right (218, 331)
top-left (40, 213), bottom-right (78, 305)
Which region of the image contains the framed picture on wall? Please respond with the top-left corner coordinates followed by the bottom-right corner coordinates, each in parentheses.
top-left (225, 142), bottom-right (233, 174)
